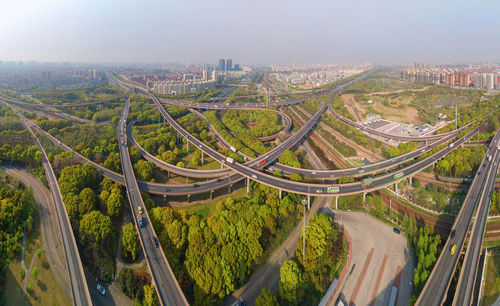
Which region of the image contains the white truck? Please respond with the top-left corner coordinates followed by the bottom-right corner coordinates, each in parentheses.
top-left (225, 157), bottom-right (234, 164)
top-left (449, 143), bottom-right (454, 148)
top-left (229, 146), bottom-right (237, 153)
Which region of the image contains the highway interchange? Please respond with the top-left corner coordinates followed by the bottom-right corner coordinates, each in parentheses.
top-left (1, 69), bottom-right (498, 305)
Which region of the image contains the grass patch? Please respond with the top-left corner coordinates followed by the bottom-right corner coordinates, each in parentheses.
top-left (482, 253), bottom-right (500, 305)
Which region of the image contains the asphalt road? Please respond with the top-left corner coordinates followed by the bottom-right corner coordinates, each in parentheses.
top-left (117, 97), bottom-right (189, 306)
top-left (22, 118), bottom-right (92, 306)
top-left (416, 127), bottom-right (500, 305)
top-left (452, 127), bottom-right (500, 305)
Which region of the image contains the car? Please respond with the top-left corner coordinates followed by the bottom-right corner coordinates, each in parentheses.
top-left (153, 237), bottom-right (159, 248)
top-left (217, 178), bottom-right (223, 182)
top-left (450, 229), bottom-right (456, 239)
top-left (450, 244), bottom-right (457, 255)
top-left (393, 227), bottom-right (401, 234)
top-left (193, 184), bottom-right (200, 188)
top-left (252, 174), bottom-right (257, 179)
top-left (316, 189), bottom-right (322, 193)
top-left (138, 206), bottom-right (143, 214)
top-left (97, 283), bottom-right (106, 296)
top-left (138, 217), bottom-right (146, 228)
top-left (358, 168), bottom-right (364, 174)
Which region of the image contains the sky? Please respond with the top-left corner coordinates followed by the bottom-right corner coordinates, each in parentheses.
top-left (1, 0), bottom-right (499, 65)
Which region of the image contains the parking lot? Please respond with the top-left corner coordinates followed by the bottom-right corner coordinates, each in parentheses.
top-left (331, 211), bottom-right (414, 306)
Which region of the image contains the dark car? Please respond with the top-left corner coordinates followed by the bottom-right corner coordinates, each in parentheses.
top-left (393, 227), bottom-right (401, 234)
top-left (153, 237), bottom-right (159, 248)
top-left (450, 229), bottom-right (456, 239)
top-left (193, 184), bottom-right (200, 188)
top-left (138, 217), bottom-right (146, 228)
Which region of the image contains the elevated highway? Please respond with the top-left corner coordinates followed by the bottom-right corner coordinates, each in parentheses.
top-left (416, 126), bottom-right (500, 305)
top-left (117, 98), bottom-right (188, 306)
top-left (17, 111), bottom-right (92, 306)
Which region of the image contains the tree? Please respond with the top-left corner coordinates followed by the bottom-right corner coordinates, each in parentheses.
top-left (134, 160), bottom-right (154, 181)
top-left (290, 173), bottom-right (302, 182)
top-left (79, 210), bottom-right (113, 246)
top-left (121, 223), bottom-right (139, 262)
top-left (106, 190), bottom-right (124, 217)
top-left (31, 267), bottom-right (38, 279)
top-left (255, 288), bottom-right (278, 306)
top-left (279, 260), bottom-right (302, 304)
top-left (143, 283), bottom-right (159, 306)
top-left (273, 170), bottom-right (283, 178)
top-left (176, 161), bottom-right (185, 168)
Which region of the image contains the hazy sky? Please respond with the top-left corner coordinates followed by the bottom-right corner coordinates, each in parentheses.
top-left (1, 0), bottom-right (499, 65)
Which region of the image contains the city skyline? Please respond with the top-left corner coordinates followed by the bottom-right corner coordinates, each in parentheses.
top-left (2, 0), bottom-right (500, 65)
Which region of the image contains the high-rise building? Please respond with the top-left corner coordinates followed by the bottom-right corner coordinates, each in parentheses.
top-left (226, 59), bottom-right (232, 72)
top-left (218, 59), bottom-right (225, 72)
top-left (212, 69), bottom-right (218, 82)
top-left (202, 70), bottom-right (208, 81)
top-left (234, 64), bottom-right (240, 71)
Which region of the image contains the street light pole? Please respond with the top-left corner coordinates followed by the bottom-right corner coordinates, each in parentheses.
top-left (301, 198), bottom-right (307, 264)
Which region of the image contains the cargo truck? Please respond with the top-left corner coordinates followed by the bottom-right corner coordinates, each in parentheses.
top-left (225, 157), bottom-right (234, 164)
top-left (327, 186), bottom-right (340, 193)
top-left (393, 172), bottom-right (404, 179)
top-left (230, 146), bottom-right (237, 153)
top-left (362, 178), bottom-right (373, 186)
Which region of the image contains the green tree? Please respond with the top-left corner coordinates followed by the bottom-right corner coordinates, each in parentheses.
top-left (134, 160), bottom-right (154, 181)
top-left (121, 223), bottom-right (139, 262)
top-left (255, 288), bottom-right (278, 306)
top-left (143, 283), bottom-right (159, 306)
top-left (279, 260), bottom-right (302, 304)
top-left (290, 173), bottom-right (302, 182)
top-left (79, 210), bottom-right (113, 246)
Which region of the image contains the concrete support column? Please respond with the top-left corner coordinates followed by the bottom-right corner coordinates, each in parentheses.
top-left (363, 192), bottom-right (366, 204)
top-left (395, 183), bottom-right (398, 193)
top-left (335, 196), bottom-right (338, 210)
top-left (409, 176), bottom-right (413, 186)
top-left (307, 195), bottom-right (311, 210)
top-left (228, 184), bottom-right (232, 194)
top-left (279, 189), bottom-right (282, 200)
top-left (246, 177), bottom-right (250, 194)
top-left (210, 190), bottom-right (214, 200)
top-left (425, 140), bottom-right (428, 146)
top-left (163, 194), bottom-right (167, 204)
top-left (167, 171), bottom-right (169, 178)
top-left (186, 139), bottom-right (189, 152)
top-left (186, 176), bottom-right (188, 183)
top-left (187, 194), bottom-right (191, 203)
top-left (221, 163), bottom-right (224, 169)
top-left (201, 151), bottom-right (204, 165)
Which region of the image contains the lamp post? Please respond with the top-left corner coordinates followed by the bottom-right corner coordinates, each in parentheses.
top-left (301, 198), bottom-right (307, 264)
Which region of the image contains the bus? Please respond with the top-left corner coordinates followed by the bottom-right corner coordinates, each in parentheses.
top-left (327, 186), bottom-right (340, 193)
top-left (393, 172), bottom-right (404, 180)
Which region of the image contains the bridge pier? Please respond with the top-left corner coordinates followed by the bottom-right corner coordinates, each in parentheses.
top-left (228, 184), bottom-right (232, 194)
top-left (247, 177), bottom-right (250, 194)
top-left (425, 140), bottom-right (428, 146)
top-left (363, 192), bottom-right (366, 205)
top-left (221, 163), bottom-right (224, 169)
top-left (307, 195), bottom-right (310, 210)
top-left (186, 139), bottom-right (189, 152)
top-left (201, 151), bottom-right (204, 165)
top-left (279, 189), bottom-right (282, 200)
top-left (335, 196), bottom-right (338, 210)
top-left (395, 183), bottom-right (398, 194)
top-left (187, 194), bottom-right (191, 203)
top-left (186, 176), bottom-right (189, 183)
top-left (163, 194), bottom-right (167, 204)
top-left (167, 171), bottom-right (169, 178)
top-left (409, 176), bottom-right (413, 186)
top-left (210, 190), bottom-right (213, 200)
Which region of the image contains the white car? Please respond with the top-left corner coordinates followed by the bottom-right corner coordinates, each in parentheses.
top-left (97, 283), bottom-right (106, 296)
top-left (316, 189), bottom-right (322, 193)
top-left (252, 174), bottom-right (257, 179)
